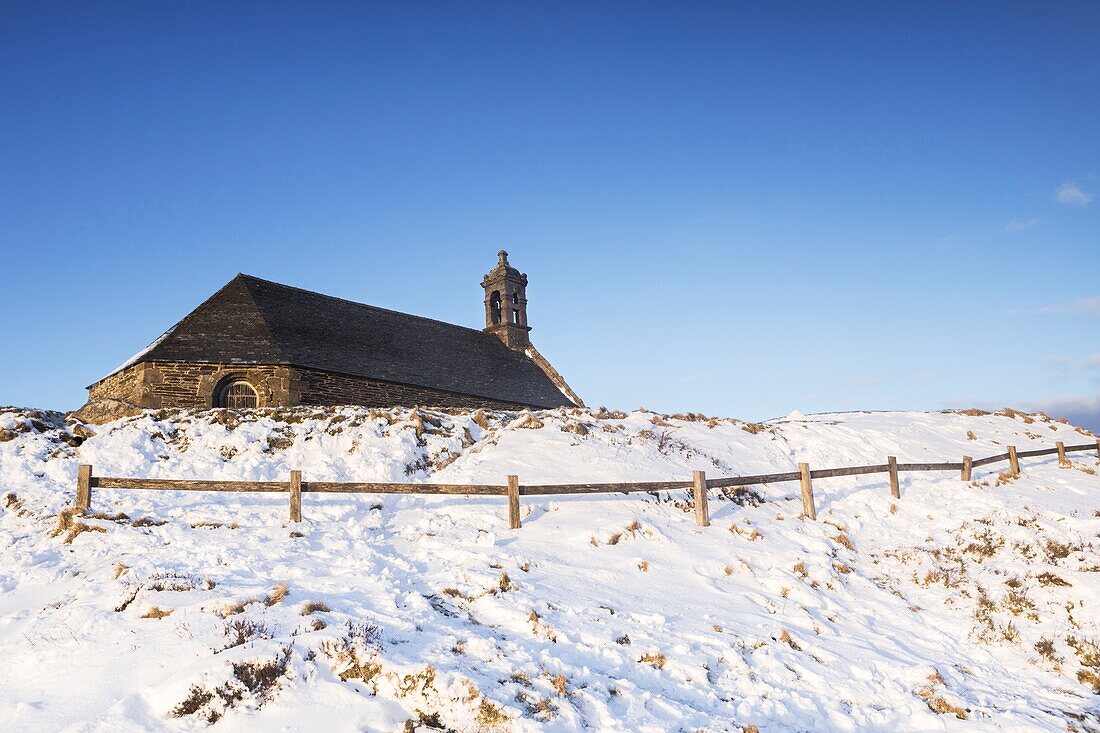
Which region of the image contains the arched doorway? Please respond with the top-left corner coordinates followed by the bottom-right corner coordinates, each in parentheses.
top-left (215, 379), bottom-right (259, 409)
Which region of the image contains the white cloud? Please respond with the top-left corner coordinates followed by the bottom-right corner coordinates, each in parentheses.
top-left (1047, 353), bottom-right (1100, 373)
top-left (1023, 295), bottom-right (1100, 317)
top-left (1024, 396), bottom-right (1100, 432)
top-left (1056, 182), bottom-right (1092, 206)
top-left (1004, 218), bottom-right (1039, 232)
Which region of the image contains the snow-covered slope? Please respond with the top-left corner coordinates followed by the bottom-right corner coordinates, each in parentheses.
top-left (1, 405), bottom-right (1098, 732)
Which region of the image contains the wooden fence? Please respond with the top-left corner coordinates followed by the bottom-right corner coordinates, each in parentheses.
top-left (74, 440), bottom-right (1100, 529)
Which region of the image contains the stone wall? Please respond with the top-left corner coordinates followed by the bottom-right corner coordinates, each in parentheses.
top-left (80, 361), bottom-right (534, 422)
top-left (296, 367), bottom-right (534, 410)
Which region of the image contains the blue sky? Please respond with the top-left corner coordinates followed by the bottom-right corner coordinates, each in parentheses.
top-left (2, 2), bottom-right (1098, 426)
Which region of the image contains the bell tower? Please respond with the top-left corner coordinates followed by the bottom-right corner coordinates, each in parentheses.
top-left (482, 250), bottom-right (531, 351)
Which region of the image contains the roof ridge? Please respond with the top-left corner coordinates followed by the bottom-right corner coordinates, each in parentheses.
top-left (236, 273), bottom-right (497, 339)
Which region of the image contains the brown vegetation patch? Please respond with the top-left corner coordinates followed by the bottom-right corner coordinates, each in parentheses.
top-left (141, 606), bottom-right (173, 619)
top-left (51, 509), bottom-right (106, 544)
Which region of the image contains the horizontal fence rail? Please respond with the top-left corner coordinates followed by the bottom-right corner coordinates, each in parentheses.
top-left (73, 440), bottom-right (1100, 529)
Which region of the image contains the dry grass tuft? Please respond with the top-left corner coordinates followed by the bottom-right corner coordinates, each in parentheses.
top-left (777, 629), bottom-right (801, 650)
top-left (729, 523), bottom-right (762, 541)
top-left (471, 409), bottom-right (491, 430)
top-left (1037, 572), bottom-right (1071, 588)
top-left (549, 673), bottom-right (570, 697)
top-left (831, 533), bottom-right (855, 551)
top-left (265, 583), bottom-right (289, 606)
top-left (514, 413), bottom-right (544, 430)
top-left (300, 600), bottom-right (330, 615)
top-left (915, 670), bottom-right (968, 718)
top-left (141, 606), bottom-right (173, 619)
top-left (966, 431), bottom-right (977, 441)
top-left (793, 560), bottom-right (807, 577)
top-left (51, 508), bottom-right (106, 544)
top-left (190, 521), bottom-right (239, 529)
top-left (638, 652), bottom-right (666, 669)
top-left (920, 692), bottom-right (969, 719)
top-left (560, 421), bottom-right (588, 436)
top-left (606, 532), bottom-right (623, 546)
top-left (114, 563), bottom-right (129, 579)
top-left (498, 573), bottom-right (515, 592)
top-left (637, 560), bottom-right (649, 572)
top-left (475, 698), bottom-right (510, 728)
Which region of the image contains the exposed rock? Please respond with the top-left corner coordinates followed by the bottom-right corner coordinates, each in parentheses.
top-left (72, 398), bottom-right (144, 425)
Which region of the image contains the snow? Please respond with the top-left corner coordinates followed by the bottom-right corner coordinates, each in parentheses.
top-left (0, 405), bottom-right (1098, 731)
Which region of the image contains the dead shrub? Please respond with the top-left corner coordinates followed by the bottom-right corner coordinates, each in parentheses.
top-left (1034, 638), bottom-right (1061, 664)
top-left (220, 618), bottom-right (273, 650)
top-left (1043, 540), bottom-right (1079, 561)
top-left (319, 620), bottom-right (384, 683)
top-left (231, 648), bottom-right (292, 702)
top-left (149, 572), bottom-right (207, 592)
top-left (475, 698), bottom-right (510, 728)
top-left (171, 647), bottom-right (292, 723)
top-left (171, 685), bottom-right (214, 719)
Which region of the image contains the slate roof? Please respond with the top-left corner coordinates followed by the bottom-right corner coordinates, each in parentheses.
top-left (100, 274), bottom-right (573, 409)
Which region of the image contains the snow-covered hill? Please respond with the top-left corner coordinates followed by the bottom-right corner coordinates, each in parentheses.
top-left (1, 405), bottom-right (1098, 732)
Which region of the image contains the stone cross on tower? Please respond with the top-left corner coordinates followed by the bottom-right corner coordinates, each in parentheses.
top-left (481, 250), bottom-right (531, 351)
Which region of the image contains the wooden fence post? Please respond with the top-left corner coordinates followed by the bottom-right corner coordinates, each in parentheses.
top-left (1096, 439), bottom-right (1100, 461)
top-left (887, 456), bottom-right (900, 499)
top-left (961, 456), bottom-right (972, 482)
top-left (798, 463), bottom-right (816, 520)
top-left (76, 464), bottom-right (92, 512)
top-left (289, 470), bottom-right (302, 522)
top-left (1056, 441), bottom-right (1067, 465)
top-left (507, 475), bottom-right (521, 530)
top-left (692, 470), bottom-right (710, 527)
top-left (1008, 445), bottom-right (1020, 476)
